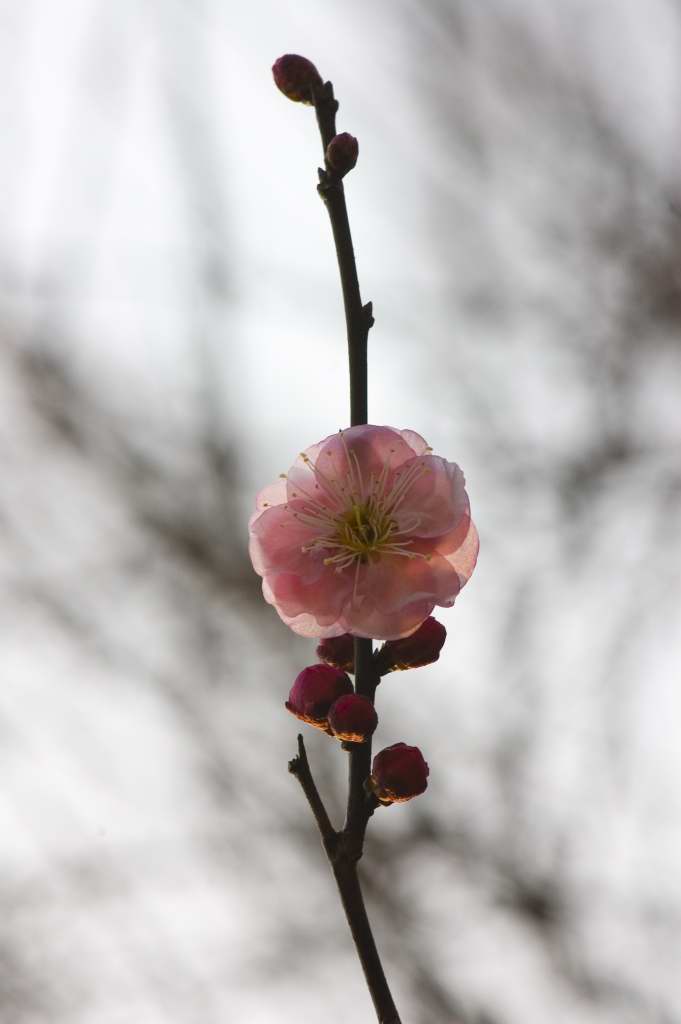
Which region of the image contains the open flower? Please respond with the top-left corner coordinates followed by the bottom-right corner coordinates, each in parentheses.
top-left (249, 425), bottom-right (478, 641)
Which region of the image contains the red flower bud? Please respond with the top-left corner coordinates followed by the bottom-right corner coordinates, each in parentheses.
top-left (285, 664), bottom-right (353, 730)
top-left (316, 633), bottom-right (355, 673)
top-left (325, 132), bottom-right (359, 176)
top-left (368, 743), bottom-right (429, 804)
top-left (272, 54), bottom-right (323, 105)
top-left (327, 694), bottom-right (377, 743)
top-left (375, 617), bottom-right (447, 674)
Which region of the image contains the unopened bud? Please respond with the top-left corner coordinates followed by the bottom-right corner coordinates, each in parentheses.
top-left (316, 634), bottom-right (355, 673)
top-left (328, 694), bottom-right (377, 743)
top-left (285, 664), bottom-right (353, 730)
top-left (272, 54), bottom-right (323, 105)
top-left (375, 617), bottom-right (447, 674)
top-left (325, 132), bottom-right (359, 176)
top-left (368, 743), bottom-right (429, 804)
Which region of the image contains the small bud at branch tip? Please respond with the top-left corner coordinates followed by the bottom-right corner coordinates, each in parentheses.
top-left (272, 54), bottom-right (323, 105)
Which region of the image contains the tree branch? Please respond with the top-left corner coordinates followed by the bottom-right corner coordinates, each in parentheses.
top-left (313, 80), bottom-right (374, 426)
top-left (288, 734), bottom-right (338, 860)
top-left (308, 74), bottom-right (401, 1024)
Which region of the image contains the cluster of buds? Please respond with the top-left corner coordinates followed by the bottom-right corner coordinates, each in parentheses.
top-left (286, 664), bottom-right (377, 743)
top-left (287, 617), bottom-right (448, 804)
top-left (318, 617), bottom-right (447, 677)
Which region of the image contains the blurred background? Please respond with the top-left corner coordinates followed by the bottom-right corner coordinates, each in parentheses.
top-left (2, 1), bottom-right (681, 1021)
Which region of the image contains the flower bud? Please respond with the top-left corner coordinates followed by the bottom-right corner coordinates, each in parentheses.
top-left (368, 743), bottom-right (429, 804)
top-left (374, 617), bottom-right (447, 674)
top-left (272, 54), bottom-right (323, 105)
top-left (325, 132), bottom-right (359, 176)
top-left (316, 633), bottom-right (355, 673)
top-left (285, 664), bottom-right (353, 730)
top-left (327, 694), bottom-right (377, 743)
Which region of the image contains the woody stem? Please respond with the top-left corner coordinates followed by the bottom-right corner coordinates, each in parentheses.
top-left (307, 76), bottom-right (401, 1024)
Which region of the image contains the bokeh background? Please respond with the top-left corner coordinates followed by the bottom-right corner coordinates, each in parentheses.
top-left (2, 1), bottom-right (681, 1021)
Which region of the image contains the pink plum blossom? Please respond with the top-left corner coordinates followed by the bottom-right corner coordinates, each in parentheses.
top-left (248, 425), bottom-right (478, 641)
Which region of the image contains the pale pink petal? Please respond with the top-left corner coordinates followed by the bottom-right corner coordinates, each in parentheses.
top-left (285, 440), bottom-right (344, 512)
top-left (398, 429), bottom-right (429, 456)
top-left (266, 565), bottom-right (354, 630)
top-left (340, 589), bottom-right (436, 640)
top-left (421, 510), bottom-right (472, 556)
top-left (393, 456), bottom-right (469, 538)
top-left (262, 578), bottom-right (346, 638)
top-left (438, 520), bottom-right (479, 589)
top-left (360, 551), bottom-right (462, 613)
top-left (248, 477), bottom-right (288, 528)
top-left (249, 501), bottom-right (324, 580)
top-left (303, 426), bottom-right (418, 503)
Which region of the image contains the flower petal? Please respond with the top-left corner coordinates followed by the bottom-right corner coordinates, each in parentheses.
top-left (439, 520), bottom-right (479, 589)
top-left (294, 426), bottom-right (418, 504)
top-left (262, 578), bottom-right (346, 639)
top-left (265, 565), bottom-right (354, 633)
top-left (398, 429), bottom-right (429, 456)
top-left (249, 502), bottom-right (324, 580)
top-left (392, 456), bottom-right (469, 538)
top-left (341, 596), bottom-right (435, 641)
top-left (285, 440), bottom-right (345, 513)
top-left (248, 477), bottom-right (288, 528)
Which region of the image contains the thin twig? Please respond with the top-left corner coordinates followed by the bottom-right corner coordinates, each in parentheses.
top-left (313, 81), bottom-right (374, 426)
top-left (288, 734), bottom-right (338, 859)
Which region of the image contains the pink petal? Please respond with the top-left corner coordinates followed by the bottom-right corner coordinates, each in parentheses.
top-left (265, 565), bottom-right (354, 631)
top-left (285, 440), bottom-right (345, 512)
top-left (340, 595), bottom-right (436, 641)
top-left (248, 477), bottom-right (288, 528)
top-left (398, 429), bottom-right (429, 456)
top-left (249, 501), bottom-right (324, 580)
top-left (362, 551), bottom-right (462, 613)
top-left (262, 578), bottom-right (346, 639)
top-left (393, 456), bottom-right (469, 538)
top-left (298, 426), bottom-right (418, 503)
top-left (438, 520), bottom-right (479, 588)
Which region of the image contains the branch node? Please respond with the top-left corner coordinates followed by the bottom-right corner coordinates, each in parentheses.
top-left (317, 170), bottom-right (343, 201)
top-left (363, 301), bottom-right (375, 329)
top-left (313, 80), bottom-right (338, 112)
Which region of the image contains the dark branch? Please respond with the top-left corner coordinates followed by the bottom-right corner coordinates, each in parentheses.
top-left (312, 75), bottom-right (400, 1024)
top-left (286, 70), bottom-right (400, 1023)
top-left (344, 637), bottom-right (380, 844)
top-left (314, 80), bottom-right (373, 426)
top-left (288, 734), bottom-right (338, 858)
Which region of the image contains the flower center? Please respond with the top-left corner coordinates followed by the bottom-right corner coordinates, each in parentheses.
top-left (335, 501), bottom-right (397, 563)
top-left (288, 431), bottom-right (432, 576)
